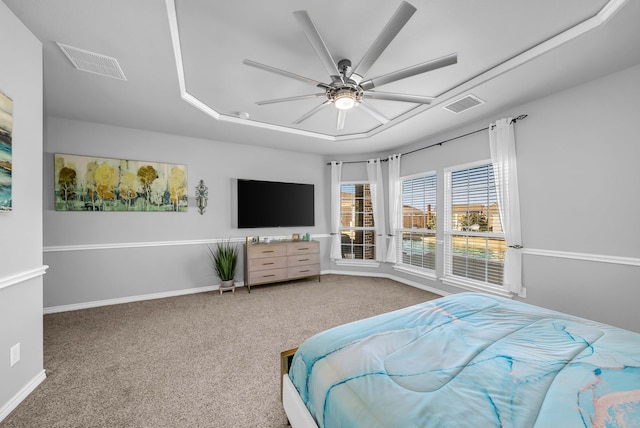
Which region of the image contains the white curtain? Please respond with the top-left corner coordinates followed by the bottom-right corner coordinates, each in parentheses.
top-left (489, 118), bottom-right (523, 295)
top-left (330, 161), bottom-right (343, 260)
top-left (366, 159), bottom-right (387, 262)
top-left (385, 154), bottom-right (402, 263)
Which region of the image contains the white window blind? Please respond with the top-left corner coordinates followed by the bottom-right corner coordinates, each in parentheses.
top-left (444, 163), bottom-right (505, 286)
top-left (340, 183), bottom-right (375, 260)
top-left (398, 173), bottom-right (437, 271)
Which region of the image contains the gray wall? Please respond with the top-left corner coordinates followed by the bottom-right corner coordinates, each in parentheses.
top-left (327, 63), bottom-right (640, 332)
top-left (42, 61), bottom-right (640, 333)
top-left (0, 2), bottom-right (45, 419)
top-left (43, 118), bottom-right (329, 308)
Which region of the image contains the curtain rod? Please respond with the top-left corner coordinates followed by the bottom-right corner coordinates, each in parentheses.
top-left (326, 114), bottom-right (528, 165)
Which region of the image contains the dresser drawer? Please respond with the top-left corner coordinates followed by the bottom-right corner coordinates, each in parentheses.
top-left (249, 256), bottom-right (287, 271)
top-left (245, 240), bottom-right (320, 291)
top-left (286, 241), bottom-right (319, 256)
top-left (247, 244), bottom-right (287, 259)
top-left (248, 268), bottom-right (287, 285)
top-left (288, 264), bottom-right (320, 279)
top-left (287, 253), bottom-right (320, 268)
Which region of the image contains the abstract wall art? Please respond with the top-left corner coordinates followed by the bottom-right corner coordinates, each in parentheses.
top-left (54, 153), bottom-right (188, 212)
top-left (0, 89), bottom-right (13, 212)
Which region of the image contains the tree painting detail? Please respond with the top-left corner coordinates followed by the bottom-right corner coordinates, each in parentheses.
top-left (0, 90), bottom-right (13, 212)
top-left (54, 153), bottom-right (188, 212)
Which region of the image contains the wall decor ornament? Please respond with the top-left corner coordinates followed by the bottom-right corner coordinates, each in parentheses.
top-left (54, 153), bottom-right (188, 212)
top-left (0, 89), bottom-right (13, 212)
top-left (195, 179), bottom-right (208, 214)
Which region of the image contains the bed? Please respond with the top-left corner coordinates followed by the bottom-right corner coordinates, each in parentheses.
top-left (282, 292), bottom-right (640, 427)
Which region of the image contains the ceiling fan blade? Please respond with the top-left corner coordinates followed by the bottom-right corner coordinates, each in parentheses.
top-left (349, 1), bottom-right (417, 84)
top-left (293, 11), bottom-right (341, 81)
top-left (244, 59), bottom-right (330, 89)
top-left (293, 100), bottom-right (332, 125)
top-left (359, 53), bottom-right (457, 90)
top-left (364, 91), bottom-right (434, 104)
top-left (256, 93), bottom-right (326, 106)
top-left (337, 109), bottom-right (347, 130)
top-left (357, 100), bottom-right (390, 124)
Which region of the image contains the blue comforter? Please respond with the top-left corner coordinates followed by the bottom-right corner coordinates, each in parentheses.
top-left (289, 293), bottom-right (640, 427)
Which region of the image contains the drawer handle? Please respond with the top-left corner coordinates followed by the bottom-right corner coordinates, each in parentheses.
top-left (263, 274), bottom-right (276, 278)
top-left (299, 269), bottom-right (310, 273)
top-left (298, 248), bottom-right (309, 251)
top-left (262, 250), bottom-right (274, 253)
top-left (262, 262), bottom-right (275, 265)
top-left (298, 258), bottom-right (309, 262)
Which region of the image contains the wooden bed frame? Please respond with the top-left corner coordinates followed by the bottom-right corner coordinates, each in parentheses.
top-left (280, 348), bottom-right (297, 400)
top-left (280, 347), bottom-right (318, 427)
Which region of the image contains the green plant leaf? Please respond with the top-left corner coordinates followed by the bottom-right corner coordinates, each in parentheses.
top-left (208, 239), bottom-right (239, 281)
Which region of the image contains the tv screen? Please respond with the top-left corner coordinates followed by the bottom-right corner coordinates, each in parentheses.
top-left (237, 179), bottom-right (314, 228)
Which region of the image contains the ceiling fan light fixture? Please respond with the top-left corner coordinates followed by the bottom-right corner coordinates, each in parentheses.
top-left (334, 90), bottom-right (356, 110)
top-left (245, 2), bottom-right (458, 131)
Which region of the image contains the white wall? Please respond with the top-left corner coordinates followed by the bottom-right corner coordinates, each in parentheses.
top-left (0, 1), bottom-right (45, 420)
top-left (43, 118), bottom-right (329, 309)
top-left (328, 63), bottom-right (640, 332)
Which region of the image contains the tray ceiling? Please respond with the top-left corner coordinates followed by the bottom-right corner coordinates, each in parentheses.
top-left (4, 0), bottom-right (640, 155)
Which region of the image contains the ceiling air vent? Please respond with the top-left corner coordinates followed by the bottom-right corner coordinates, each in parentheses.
top-left (443, 94), bottom-right (484, 114)
top-left (57, 42), bottom-right (127, 81)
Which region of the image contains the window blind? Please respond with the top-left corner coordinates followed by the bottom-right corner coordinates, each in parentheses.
top-left (398, 174), bottom-right (437, 271)
top-left (445, 164), bottom-right (505, 286)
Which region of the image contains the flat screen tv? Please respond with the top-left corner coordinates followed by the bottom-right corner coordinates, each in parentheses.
top-left (236, 179), bottom-right (314, 228)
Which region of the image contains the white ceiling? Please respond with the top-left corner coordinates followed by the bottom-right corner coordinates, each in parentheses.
top-left (4, 0), bottom-right (640, 155)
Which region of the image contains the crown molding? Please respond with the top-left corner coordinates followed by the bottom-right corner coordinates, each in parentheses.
top-left (164, 0), bottom-right (628, 142)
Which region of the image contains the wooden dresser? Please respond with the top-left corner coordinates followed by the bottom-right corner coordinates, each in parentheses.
top-left (244, 240), bottom-right (320, 292)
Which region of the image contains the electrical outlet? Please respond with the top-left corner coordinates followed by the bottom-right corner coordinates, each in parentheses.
top-left (10, 343), bottom-right (20, 367)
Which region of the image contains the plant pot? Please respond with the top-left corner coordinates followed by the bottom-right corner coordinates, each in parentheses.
top-left (219, 279), bottom-right (235, 294)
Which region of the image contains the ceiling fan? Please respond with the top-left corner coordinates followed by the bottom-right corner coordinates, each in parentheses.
top-left (243, 1), bottom-right (457, 131)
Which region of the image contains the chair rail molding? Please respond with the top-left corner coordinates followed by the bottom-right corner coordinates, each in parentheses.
top-left (0, 265), bottom-right (49, 291)
top-left (43, 235), bottom-right (332, 253)
top-left (523, 248), bottom-right (640, 267)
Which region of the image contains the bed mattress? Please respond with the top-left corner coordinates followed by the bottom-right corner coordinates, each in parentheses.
top-left (288, 293), bottom-right (640, 427)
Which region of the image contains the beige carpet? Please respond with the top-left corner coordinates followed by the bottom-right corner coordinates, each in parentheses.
top-left (2, 274), bottom-right (441, 428)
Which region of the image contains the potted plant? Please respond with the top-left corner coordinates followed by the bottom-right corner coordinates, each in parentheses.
top-left (209, 239), bottom-right (239, 292)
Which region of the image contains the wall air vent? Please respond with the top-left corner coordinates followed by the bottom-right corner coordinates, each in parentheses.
top-left (57, 43), bottom-right (127, 81)
top-left (443, 94), bottom-right (484, 114)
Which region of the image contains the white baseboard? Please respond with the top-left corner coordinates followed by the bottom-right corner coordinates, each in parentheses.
top-left (44, 282), bottom-right (245, 314)
top-left (321, 269), bottom-right (449, 297)
top-left (0, 369), bottom-right (46, 423)
top-left (44, 271), bottom-right (444, 314)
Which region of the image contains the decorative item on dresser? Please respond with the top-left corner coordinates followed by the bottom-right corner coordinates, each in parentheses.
top-left (244, 239), bottom-right (320, 293)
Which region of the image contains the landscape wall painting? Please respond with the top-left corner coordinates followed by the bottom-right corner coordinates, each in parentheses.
top-left (54, 153), bottom-right (188, 212)
top-left (0, 90), bottom-right (13, 212)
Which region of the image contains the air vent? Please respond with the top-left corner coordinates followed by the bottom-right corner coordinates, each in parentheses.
top-left (57, 43), bottom-right (127, 81)
top-left (443, 95), bottom-right (484, 114)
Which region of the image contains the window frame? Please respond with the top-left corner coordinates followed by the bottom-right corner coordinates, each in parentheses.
top-left (338, 181), bottom-right (377, 263)
top-left (443, 160), bottom-right (510, 296)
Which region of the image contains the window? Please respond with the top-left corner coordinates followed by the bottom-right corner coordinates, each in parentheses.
top-left (398, 173), bottom-right (437, 272)
top-left (444, 162), bottom-right (505, 287)
top-left (340, 183), bottom-right (375, 260)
